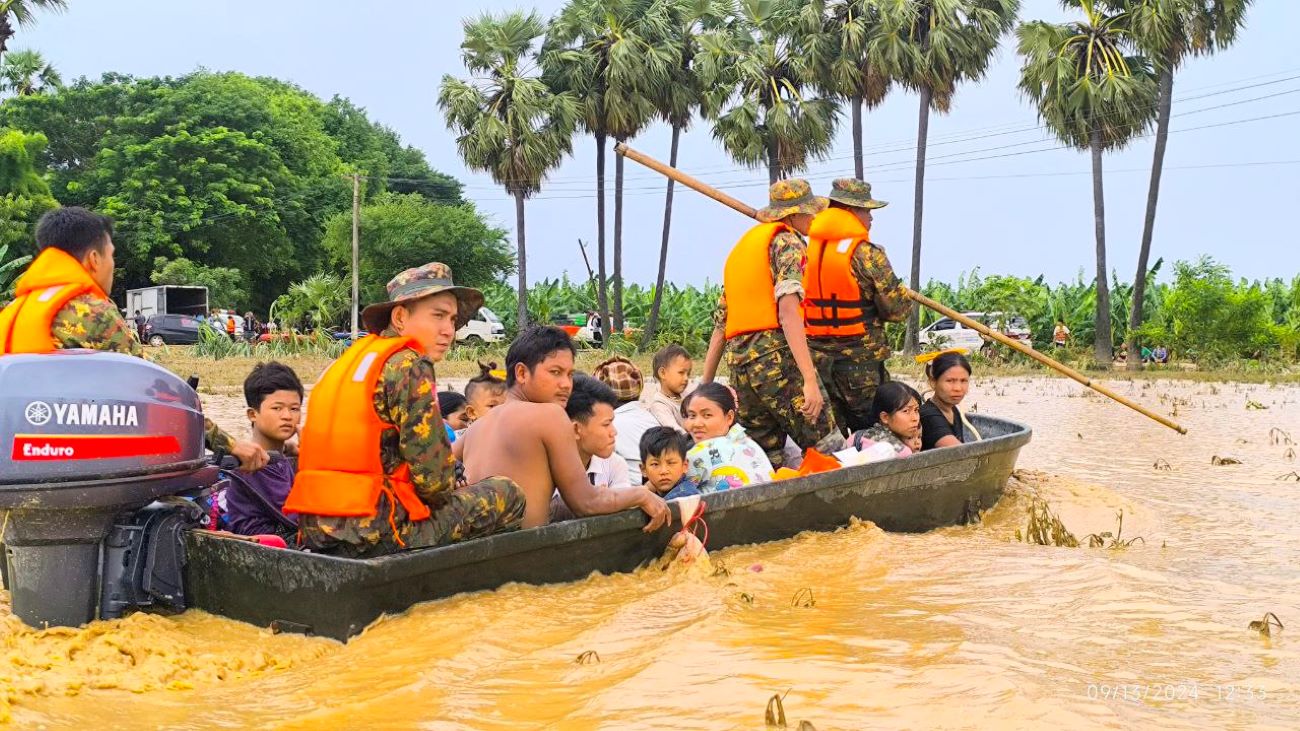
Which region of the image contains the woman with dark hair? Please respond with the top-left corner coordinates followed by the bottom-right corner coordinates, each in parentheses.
top-left (849, 381), bottom-right (923, 455)
top-left (918, 349), bottom-right (981, 450)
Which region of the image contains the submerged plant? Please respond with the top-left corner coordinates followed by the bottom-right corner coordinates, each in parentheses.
top-left (574, 650), bottom-right (601, 665)
top-left (1246, 399), bottom-right (1268, 410)
top-left (791, 588), bottom-right (816, 608)
top-left (1017, 498), bottom-right (1079, 547)
top-left (1211, 456), bottom-right (1242, 466)
top-left (1248, 612), bottom-right (1284, 638)
top-left (766, 690), bottom-right (789, 728)
top-left (1269, 428), bottom-right (1294, 446)
top-left (1083, 510), bottom-right (1145, 549)
top-left (1153, 459), bottom-right (1172, 471)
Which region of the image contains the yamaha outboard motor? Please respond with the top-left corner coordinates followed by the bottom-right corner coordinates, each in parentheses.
top-left (0, 351), bottom-right (216, 628)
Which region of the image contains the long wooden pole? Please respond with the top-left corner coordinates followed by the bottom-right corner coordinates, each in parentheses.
top-left (615, 142), bottom-right (1187, 435)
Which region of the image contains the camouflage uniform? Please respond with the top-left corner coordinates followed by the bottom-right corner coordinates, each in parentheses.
top-left (808, 179), bottom-right (913, 432)
top-left (297, 264), bottom-right (526, 558)
top-left (713, 180), bottom-right (843, 468)
top-left (51, 293), bottom-right (236, 452)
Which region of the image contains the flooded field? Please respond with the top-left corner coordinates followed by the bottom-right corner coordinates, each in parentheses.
top-left (3, 376), bottom-right (1299, 729)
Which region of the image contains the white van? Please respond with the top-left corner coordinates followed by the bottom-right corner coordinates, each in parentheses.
top-left (456, 306), bottom-right (506, 343)
top-left (918, 311), bottom-right (1030, 352)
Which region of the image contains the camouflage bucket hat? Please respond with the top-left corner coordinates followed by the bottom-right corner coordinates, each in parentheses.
top-left (593, 356), bottom-right (644, 403)
top-left (827, 178), bottom-right (888, 209)
top-left (361, 262), bottom-right (485, 332)
top-left (756, 179), bottom-right (829, 223)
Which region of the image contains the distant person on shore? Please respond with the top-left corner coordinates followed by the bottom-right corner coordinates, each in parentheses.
top-left (1053, 321), bottom-right (1070, 349)
top-left (643, 344), bottom-right (692, 431)
top-left (133, 309), bottom-right (146, 343)
top-left (701, 179), bottom-right (844, 469)
top-left (226, 362), bottom-right (303, 539)
top-left (683, 382), bottom-right (774, 493)
top-left (918, 349), bottom-right (981, 450)
top-left (456, 326), bottom-right (670, 531)
top-left (565, 374), bottom-right (631, 489)
top-left (805, 178), bottom-right (912, 431)
top-left (463, 361), bottom-right (507, 423)
top-left (848, 381), bottom-right (923, 457)
top-left (594, 356), bottom-right (659, 479)
top-left (285, 263), bottom-right (527, 557)
top-left (639, 427), bottom-right (699, 501)
top-left (1154, 345), bottom-right (1169, 364)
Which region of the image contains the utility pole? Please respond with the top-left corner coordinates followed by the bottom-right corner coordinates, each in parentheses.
top-left (351, 172), bottom-right (361, 339)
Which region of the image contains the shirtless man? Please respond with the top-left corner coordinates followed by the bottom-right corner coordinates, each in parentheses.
top-left (457, 326), bottom-right (671, 532)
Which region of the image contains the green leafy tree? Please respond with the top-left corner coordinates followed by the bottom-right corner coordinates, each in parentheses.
top-left (543, 0), bottom-right (674, 336)
top-left (0, 240), bottom-right (29, 297)
top-left (270, 273), bottom-right (350, 332)
top-left (0, 0), bottom-right (66, 61)
top-left (1137, 257), bottom-right (1276, 362)
top-left (796, 0), bottom-right (893, 177)
top-left (0, 47), bottom-right (59, 95)
top-left (440, 11), bottom-right (578, 328)
top-left (644, 0), bottom-right (733, 345)
top-left (1116, 0), bottom-right (1251, 366)
top-left (699, 0), bottom-right (840, 183)
top-left (321, 192), bottom-right (516, 308)
top-left (1017, 0), bottom-right (1157, 365)
top-left (873, 0), bottom-right (1020, 354)
top-left (0, 127), bottom-right (56, 253)
top-left (150, 256), bottom-right (249, 310)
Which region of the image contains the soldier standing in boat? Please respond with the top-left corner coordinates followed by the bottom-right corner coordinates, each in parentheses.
top-left (0, 206), bottom-right (266, 469)
top-left (284, 263), bottom-right (527, 557)
top-left (804, 179), bottom-right (912, 432)
top-left (701, 179), bottom-right (844, 468)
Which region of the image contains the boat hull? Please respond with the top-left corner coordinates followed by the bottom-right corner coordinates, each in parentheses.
top-left (184, 415), bottom-right (1030, 640)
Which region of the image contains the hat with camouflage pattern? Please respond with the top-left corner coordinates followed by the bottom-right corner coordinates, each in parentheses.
top-left (361, 262), bottom-right (485, 332)
top-left (756, 179), bottom-right (829, 223)
top-left (593, 356), bottom-right (644, 403)
top-left (827, 178), bottom-right (888, 209)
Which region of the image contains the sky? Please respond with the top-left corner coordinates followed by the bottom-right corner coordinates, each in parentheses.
top-left (24, 0), bottom-right (1300, 288)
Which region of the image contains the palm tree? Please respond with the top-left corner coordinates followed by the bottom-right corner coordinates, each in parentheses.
top-left (543, 0), bottom-right (673, 338)
top-left (643, 0), bottom-right (733, 346)
top-left (0, 48), bottom-right (59, 95)
top-left (440, 11), bottom-right (579, 329)
top-left (1117, 0), bottom-right (1250, 367)
top-left (874, 0), bottom-right (1020, 354)
top-left (0, 0), bottom-right (67, 61)
top-left (700, 0), bottom-right (840, 184)
top-left (1017, 0), bottom-right (1158, 366)
top-left (797, 0), bottom-right (893, 178)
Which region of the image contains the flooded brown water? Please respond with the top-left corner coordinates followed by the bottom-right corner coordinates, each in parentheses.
top-left (4, 376), bottom-right (1299, 729)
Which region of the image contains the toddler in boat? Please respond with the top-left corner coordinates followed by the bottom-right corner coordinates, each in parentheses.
top-left (639, 426), bottom-right (700, 500)
top-left (847, 381), bottom-right (924, 458)
top-left (438, 391), bottom-right (469, 443)
top-left (463, 361), bottom-right (507, 424)
top-left (682, 382), bottom-right (774, 493)
top-left (643, 343), bottom-right (692, 431)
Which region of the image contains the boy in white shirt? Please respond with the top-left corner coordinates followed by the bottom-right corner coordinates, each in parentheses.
top-left (565, 374), bottom-right (632, 489)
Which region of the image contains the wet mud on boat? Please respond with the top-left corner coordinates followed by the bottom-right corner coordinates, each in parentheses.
top-left (185, 414), bottom-right (1031, 641)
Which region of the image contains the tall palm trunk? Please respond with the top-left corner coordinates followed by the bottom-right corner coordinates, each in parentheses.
top-left (612, 137), bottom-right (626, 333)
top-left (594, 131), bottom-right (611, 343)
top-left (1129, 61), bottom-right (1174, 366)
top-left (767, 133), bottom-right (780, 184)
top-left (0, 15), bottom-right (12, 61)
top-left (1090, 126), bottom-right (1113, 367)
top-left (514, 191), bottom-right (529, 329)
top-left (851, 94), bottom-right (864, 179)
top-left (644, 122), bottom-right (682, 347)
top-left (904, 86), bottom-right (931, 355)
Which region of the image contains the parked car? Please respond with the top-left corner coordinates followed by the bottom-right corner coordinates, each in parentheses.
top-left (143, 314), bottom-right (204, 346)
top-left (918, 311), bottom-right (1031, 352)
top-left (456, 306), bottom-right (506, 344)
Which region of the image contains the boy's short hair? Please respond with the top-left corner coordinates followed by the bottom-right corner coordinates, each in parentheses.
top-left (437, 390), bottom-right (467, 416)
top-left (651, 344), bottom-right (690, 378)
top-left (465, 360), bottom-right (507, 401)
top-left (36, 206), bottom-right (114, 260)
top-left (243, 361), bottom-right (304, 409)
top-left (505, 326), bottom-right (576, 386)
top-left (639, 426), bottom-right (692, 462)
top-left (565, 374), bottom-right (617, 424)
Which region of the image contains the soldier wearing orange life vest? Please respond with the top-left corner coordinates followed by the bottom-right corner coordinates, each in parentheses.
top-left (0, 206), bottom-right (266, 470)
top-left (285, 263), bottom-right (525, 558)
top-left (805, 179), bottom-right (912, 431)
top-left (701, 180), bottom-right (844, 468)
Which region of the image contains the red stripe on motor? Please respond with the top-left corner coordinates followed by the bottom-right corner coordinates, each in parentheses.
top-left (10, 434), bottom-right (181, 461)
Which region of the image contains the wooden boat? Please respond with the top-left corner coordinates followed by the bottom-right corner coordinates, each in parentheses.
top-left (183, 414), bottom-right (1031, 641)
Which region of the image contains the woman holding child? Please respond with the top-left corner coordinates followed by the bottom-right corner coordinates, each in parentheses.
top-left (681, 383), bottom-right (774, 492)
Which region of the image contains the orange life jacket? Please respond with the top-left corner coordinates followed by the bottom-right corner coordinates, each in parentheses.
top-left (0, 248), bottom-right (108, 354)
top-left (722, 222), bottom-right (787, 338)
top-left (803, 208), bottom-right (873, 338)
top-left (283, 335), bottom-right (433, 528)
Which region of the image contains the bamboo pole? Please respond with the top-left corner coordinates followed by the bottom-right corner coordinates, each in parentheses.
top-left (615, 142), bottom-right (1187, 435)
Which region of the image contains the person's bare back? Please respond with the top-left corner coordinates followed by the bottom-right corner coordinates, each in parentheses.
top-left (460, 398), bottom-right (568, 528)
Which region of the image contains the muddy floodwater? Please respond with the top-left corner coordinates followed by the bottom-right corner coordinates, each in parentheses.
top-left (3, 376), bottom-right (1299, 729)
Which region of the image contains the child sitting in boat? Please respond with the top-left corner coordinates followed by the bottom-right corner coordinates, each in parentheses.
top-left (438, 391), bottom-right (469, 442)
top-left (225, 362), bottom-right (303, 539)
top-left (643, 344), bottom-right (692, 432)
top-left (640, 427), bottom-right (699, 500)
top-left (918, 349), bottom-right (981, 450)
top-left (682, 382), bottom-right (774, 493)
top-left (848, 381), bottom-right (923, 457)
top-left (463, 361), bottom-right (507, 423)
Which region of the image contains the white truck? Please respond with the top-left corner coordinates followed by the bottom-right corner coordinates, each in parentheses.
top-left (124, 285), bottom-right (209, 319)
